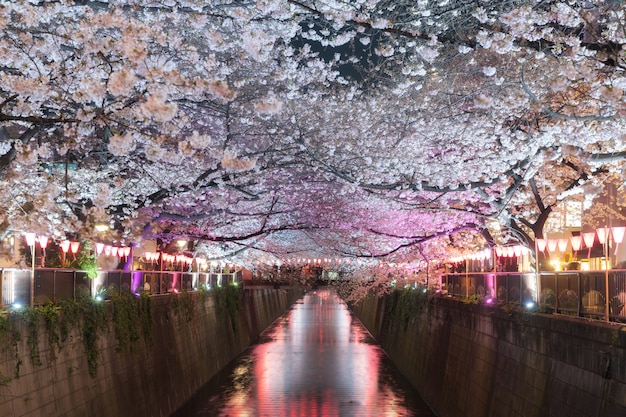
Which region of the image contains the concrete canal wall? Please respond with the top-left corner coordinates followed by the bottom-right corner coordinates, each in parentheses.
top-left (0, 287), bottom-right (304, 417)
top-left (351, 291), bottom-right (626, 417)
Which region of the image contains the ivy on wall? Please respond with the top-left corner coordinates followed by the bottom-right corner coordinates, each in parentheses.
top-left (172, 290), bottom-right (195, 323)
top-left (213, 284), bottom-right (242, 333)
top-left (386, 288), bottom-right (429, 331)
top-left (0, 288), bottom-right (143, 380)
top-left (0, 284), bottom-right (241, 384)
top-left (0, 312), bottom-right (22, 383)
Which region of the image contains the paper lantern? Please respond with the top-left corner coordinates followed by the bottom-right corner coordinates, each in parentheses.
top-left (536, 239), bottom-right (547, 252)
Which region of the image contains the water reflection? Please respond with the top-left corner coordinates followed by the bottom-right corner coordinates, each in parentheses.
top-left (173, 289), bottom-right (436, 417)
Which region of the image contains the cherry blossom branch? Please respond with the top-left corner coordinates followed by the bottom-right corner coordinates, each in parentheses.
top-left (519, 65), bottom-right (615, 122)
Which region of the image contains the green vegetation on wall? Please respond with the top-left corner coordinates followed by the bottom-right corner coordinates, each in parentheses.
top-left (0, 288), bottom-right (153, 381)
top-left (0, 312), bottom-right (22, 383)
top-left (172, 290), bottom-right (196, 323)
top-left (386, 288), bottom-right (429, 331)
top-left (0, 284), bottom-right (242, 384)
top-left (213, 284), bottom-right (242, 333)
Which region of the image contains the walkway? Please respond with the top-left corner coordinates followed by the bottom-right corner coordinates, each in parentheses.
top-left (172, 288), bottom-right (436, 417)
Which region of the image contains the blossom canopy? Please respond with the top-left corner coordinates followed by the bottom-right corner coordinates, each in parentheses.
top-left (1, 0), bottom-right (625, 268)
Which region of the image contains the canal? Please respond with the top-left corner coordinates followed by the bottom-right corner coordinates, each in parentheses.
top-left (172, 288), bottom-right (437, 417)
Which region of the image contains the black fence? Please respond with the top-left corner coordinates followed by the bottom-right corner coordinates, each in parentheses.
top-left (441, 270), bottom-right (626, 323)
top-left (1, 268), bottom-right (243, 307)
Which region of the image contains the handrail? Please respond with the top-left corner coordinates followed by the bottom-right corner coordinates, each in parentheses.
top-left (439, 270), bottom-right (626, 323)
top-left (0, 267), bottom-right (243, 308)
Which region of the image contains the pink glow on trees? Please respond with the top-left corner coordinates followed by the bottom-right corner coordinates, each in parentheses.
top-left (0, 1), bottom-right (625, 294)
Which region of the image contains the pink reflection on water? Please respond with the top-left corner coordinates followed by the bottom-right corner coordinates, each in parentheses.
top-left (207, 289), bottom-right (423, 417)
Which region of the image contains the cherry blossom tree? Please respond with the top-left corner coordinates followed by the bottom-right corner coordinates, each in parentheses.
top-left (0, 0), bottom-right (625, 286)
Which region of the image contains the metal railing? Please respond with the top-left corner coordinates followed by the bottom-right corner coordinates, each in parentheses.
top-left (1, 267), bottom-right (243, 307)
top-left (440, 270), bottom-right (626, 323)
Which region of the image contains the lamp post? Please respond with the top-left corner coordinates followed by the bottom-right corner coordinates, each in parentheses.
top-left (24, 233), bottom-right (36, 307)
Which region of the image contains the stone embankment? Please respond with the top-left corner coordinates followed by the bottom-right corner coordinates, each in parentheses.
top-left (0, 287), bottom-right (303, 417)
top-left (351, 291), bottom-right (626, 417)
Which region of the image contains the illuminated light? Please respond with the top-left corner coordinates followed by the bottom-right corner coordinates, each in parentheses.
top-left (495, 246), bottom-right (503, 257)
top-left (111, 247), bottom-right (118, 257)
top-left (96, 242), bottom-right (104, 255)
top-left (60, 240), bottom-right (71, 253)
top-left (177, 239), bottom-right (187, 248)
top-left (570, 236), bottom-right (582, 252)
top-left (514, 245), bottom-right (522, 257)
top-left (122, 247), bottom-right (131, 257)
top-left (94, 223), bottom-right (109, 232)
top-left (525, 301), bottom-right (536, 310)
top-left (597, 227), bottom-right (609, 245)
top-left (506, 247), bottom-right (515, 258)
top-left (104, 245), bottom-right (112, 256)
top-left (484, 297), bottom-right (494, 305)
top-left (547, 239), bottom-right (558, 252)
top-left (611, 226), bottom-right (626, 244)
top-left (12, 303), bottom-right (23, 310)
top-left (582, 232), bottom-right (595, 248)
top-left (558, 238), bottom-right (568, 252)
top-left (536, 239), bottom-right (547, 252)
top-left (550, 259), bottom-right (561, 271)
top-left (95, 295), bottom-right (103, 302)
top-left (24, 232), bottom-right (36, 247)
top-left (38, 236), bottom-right (49, 249)
top-left (70, 241), bottom-right (80, 254)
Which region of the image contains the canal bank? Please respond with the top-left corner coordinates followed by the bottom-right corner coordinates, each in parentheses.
top-left (350, 290), bottom-right (626, 417)
top-left (0, 287), bottom-right (304, 417)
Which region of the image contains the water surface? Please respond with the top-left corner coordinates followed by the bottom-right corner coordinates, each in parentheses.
top-left (173, 288), bottom-right (436, 417)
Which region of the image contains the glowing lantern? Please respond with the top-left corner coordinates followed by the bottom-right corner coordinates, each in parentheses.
top-left (38, 236), bottom-right (49, 249)
top-left (547, 239), bottom-right (558, 252)
top-left (611, 227), bottom-right (626, 244)
top-left (558, 239), bottom-right (568, 252)
top-left (597, 227), bottom-right (609, 245)
top-left (60, 240), bottom-right (71, 253)
top-left (582, 232), bottom-right (596, 248)
top-left (70, 241), bottom-right (80, 254)
top-left (536, 239), bottom-right (547, 252)
top-left (95, 242), bottom-right (104, 255)
top-left (611, 226), bottom-right (626, 256)
top-left (37, 236), bottom-right (49, 266)
top-left (570, 236), bottom-right (582, 252)
top-left (24, 233), bottom-right (36, 247)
